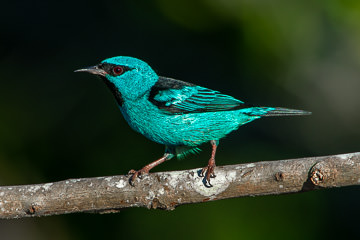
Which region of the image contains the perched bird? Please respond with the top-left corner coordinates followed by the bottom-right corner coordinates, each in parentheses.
top-left (75, 56), bottom-right (310, 186)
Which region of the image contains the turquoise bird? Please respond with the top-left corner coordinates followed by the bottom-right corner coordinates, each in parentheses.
top-left (75, 56), bottom-right (310, 186)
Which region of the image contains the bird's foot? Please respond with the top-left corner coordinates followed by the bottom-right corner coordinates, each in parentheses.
top-left (128, 168), bottom-right (149, 186)
top-left (200, 162), bottom-right (216, 187)
top-left (127, 154), bottom-right (171, 186)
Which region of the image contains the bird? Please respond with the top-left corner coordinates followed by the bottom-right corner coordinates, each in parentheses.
top-left (75, 56), bottom-right (311, 186)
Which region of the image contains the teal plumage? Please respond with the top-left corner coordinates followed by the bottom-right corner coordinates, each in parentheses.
top-left (75, 56), bottom-right (311, 186)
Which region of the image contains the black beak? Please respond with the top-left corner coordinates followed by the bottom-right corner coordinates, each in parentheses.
top-left (74, 65), bottom-right (107, 77)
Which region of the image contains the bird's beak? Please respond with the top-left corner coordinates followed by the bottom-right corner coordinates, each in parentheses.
top-left (74, 65), bottom-right (107, 77)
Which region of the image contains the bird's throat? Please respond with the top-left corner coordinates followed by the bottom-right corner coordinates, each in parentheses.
top-left (101, 77), bottom-right (124, 106)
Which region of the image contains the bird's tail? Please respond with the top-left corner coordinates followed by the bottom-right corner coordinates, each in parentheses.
top-left (262, 107), bottom-right (311, 117)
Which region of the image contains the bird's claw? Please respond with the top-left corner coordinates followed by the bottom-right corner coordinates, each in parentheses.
top-left (200, 164), bottom-right (216, 187)
top-left (128, 169), bottom-right (148, 186)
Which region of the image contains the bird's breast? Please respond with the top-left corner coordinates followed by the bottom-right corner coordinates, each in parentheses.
top-left (118, 99), bottom-right (179, 145)
top-left (117, 98), bottom-right (254, 147)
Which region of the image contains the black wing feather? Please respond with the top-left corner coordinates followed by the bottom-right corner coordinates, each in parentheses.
top-left (148, 76), bottom-right (253, 114)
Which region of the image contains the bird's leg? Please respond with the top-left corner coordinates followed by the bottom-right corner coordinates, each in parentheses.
top-left (200, 140), bottom-right (218, 186)
top-left (128, 153), bottom-right (173, 186)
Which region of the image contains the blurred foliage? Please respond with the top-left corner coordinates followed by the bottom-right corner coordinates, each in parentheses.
top-left (0, 0), bottom-right (359, 239)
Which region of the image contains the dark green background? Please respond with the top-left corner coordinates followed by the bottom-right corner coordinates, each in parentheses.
top-left (0, 0), bottom-right (359, 239)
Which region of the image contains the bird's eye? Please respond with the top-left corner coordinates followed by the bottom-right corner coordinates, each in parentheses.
top-left (112, 66), bottom-right (124, 75)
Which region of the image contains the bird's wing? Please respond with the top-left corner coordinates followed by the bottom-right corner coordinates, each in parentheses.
top-left (148, 76), bottom-right (252, 114)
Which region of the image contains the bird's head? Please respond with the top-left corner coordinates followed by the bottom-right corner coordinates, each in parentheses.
top-left (75, 56), bottom-right (158, 101)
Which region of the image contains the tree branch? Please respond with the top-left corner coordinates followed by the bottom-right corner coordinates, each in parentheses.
top-left (0, 152), bottom-right (359, 219)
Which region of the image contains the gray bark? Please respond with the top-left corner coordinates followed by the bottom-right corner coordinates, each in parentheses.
top-left (0, 152), bottom-right (359, 219)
